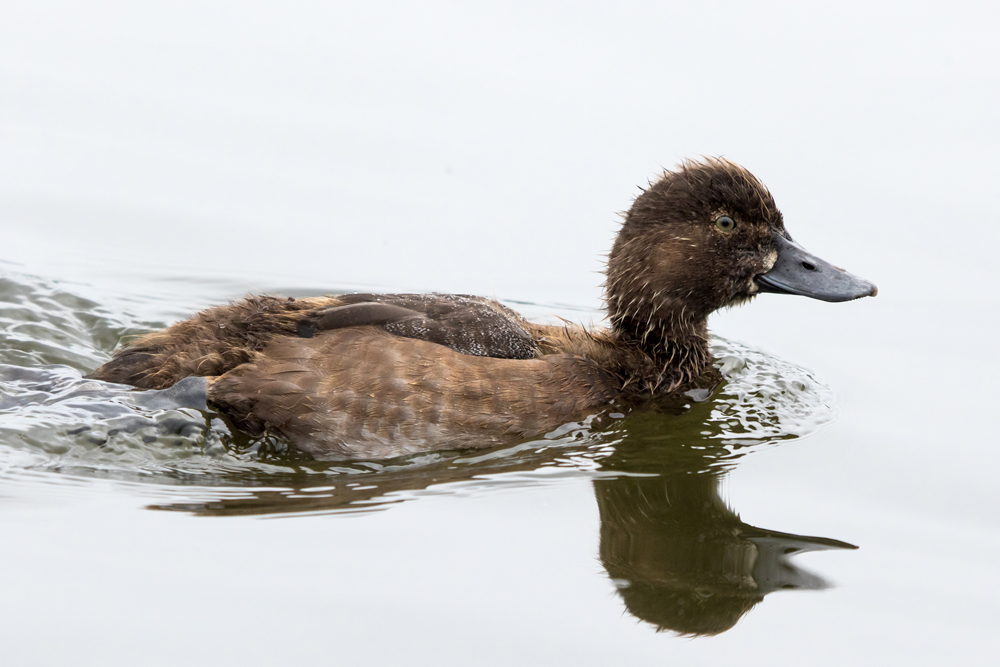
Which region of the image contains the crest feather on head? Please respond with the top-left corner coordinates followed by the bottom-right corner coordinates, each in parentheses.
top-left (627, 157), bottom-right (780, 226)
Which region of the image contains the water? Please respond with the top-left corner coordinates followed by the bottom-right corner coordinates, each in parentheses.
top-left (0, 267), bottom-right (855, 643)
top-left (0, 269), bottom-right (831, 516)
top-left (3, 2), bottom-right (1000, 664)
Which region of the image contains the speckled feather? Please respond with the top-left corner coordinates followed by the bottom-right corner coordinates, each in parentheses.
top-left (209, 328), bottom-right (616, 459)
top-left (88, 293), bottom-right (538, 389)
top-left (316, 293), bottom-right (538, 360)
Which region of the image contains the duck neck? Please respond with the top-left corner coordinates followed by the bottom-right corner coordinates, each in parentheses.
top-left (606, 297), bottom-right (712, 392)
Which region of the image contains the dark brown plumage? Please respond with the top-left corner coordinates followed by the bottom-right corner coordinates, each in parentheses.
top-left (87, 158), bottom-right (876, 459)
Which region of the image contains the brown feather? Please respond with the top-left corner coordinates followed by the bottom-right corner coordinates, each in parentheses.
top-left (86, 158), bottom-right (798, 459)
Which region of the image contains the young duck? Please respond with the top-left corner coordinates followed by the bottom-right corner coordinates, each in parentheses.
top-left (87, 158), bottom-right (876, 459)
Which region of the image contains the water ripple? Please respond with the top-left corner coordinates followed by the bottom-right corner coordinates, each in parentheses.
top-left (0, 270), bottom-right (834, 513)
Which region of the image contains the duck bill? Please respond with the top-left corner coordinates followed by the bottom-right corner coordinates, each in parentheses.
top-left (755, 235), bottom-right (877, 302)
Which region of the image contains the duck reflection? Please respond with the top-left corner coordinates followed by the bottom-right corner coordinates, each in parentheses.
top-left (146, 398), bottom-right (855, 636)
top-left (595, 462), bottom-right (854, 635)
top-left (592, 407), bottom-right (855, 635)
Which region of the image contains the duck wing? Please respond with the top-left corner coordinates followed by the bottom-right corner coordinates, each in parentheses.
top-left (297, 293), bottom-right (538, 360)
top-left (87, 293), bottom-right (540, 390)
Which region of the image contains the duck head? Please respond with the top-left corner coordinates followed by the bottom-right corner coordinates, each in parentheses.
top-left (606, 158), bottom-right (876, 346)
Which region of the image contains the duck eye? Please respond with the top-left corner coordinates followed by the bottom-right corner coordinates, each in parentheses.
top-left (715, 215), bottom-right (736, 232)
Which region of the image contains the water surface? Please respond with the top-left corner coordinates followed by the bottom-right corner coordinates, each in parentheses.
top-left (3, 2), bottom-right (999, 664)
top-left (0, 267), bottom-right (856, 642)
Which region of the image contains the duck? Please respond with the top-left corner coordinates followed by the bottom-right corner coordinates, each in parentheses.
top-left (86, 158), bottom-right (876, 460)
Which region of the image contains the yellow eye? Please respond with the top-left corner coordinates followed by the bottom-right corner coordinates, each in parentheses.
top-left (715, 215), bottom-right (736, 232)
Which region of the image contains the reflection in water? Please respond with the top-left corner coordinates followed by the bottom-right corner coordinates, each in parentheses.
top-left (595, 439), bottom-right (855, 635)
top-left (599, 475), bottom-right (853, 635)
top-left (140, 414), bottom-right (857, 636)
top-left (136, 403), bottom-right (855, 637)
top-left (0, 269), bottom-right (857, 636)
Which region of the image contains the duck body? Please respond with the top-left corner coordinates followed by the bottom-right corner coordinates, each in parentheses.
top-left (88, 292), bottom-right (664, 459)
top-left (87, 159), bottom-right (876, 460)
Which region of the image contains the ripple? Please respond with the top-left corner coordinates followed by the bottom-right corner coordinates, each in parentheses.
top-left (710, 339), bottom-right (834, 445)
top-left (0, 270), bottom-right (835, 513)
